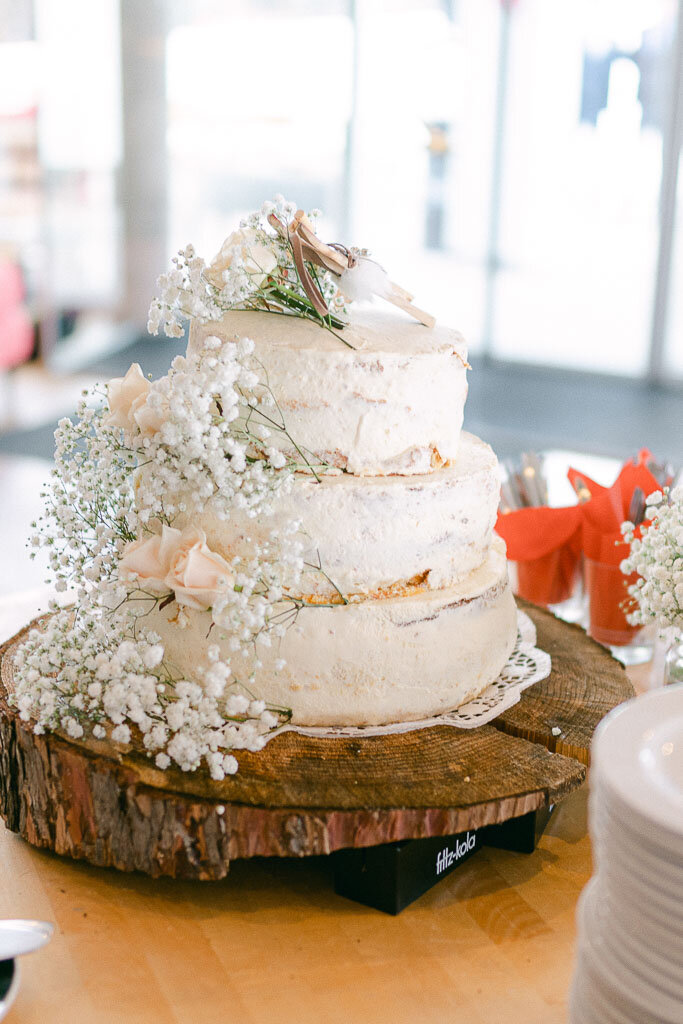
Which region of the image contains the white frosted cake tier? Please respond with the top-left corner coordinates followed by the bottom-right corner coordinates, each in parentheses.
top-left (169, 432), bottom-right (500, 599)
top-left (188, 308), bottom-right (468, 475)
top-left (145, 538), bottom-right (517, 727)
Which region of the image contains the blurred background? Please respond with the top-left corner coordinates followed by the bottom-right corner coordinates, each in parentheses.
top-left (0, 0), bottom-right (682, 465)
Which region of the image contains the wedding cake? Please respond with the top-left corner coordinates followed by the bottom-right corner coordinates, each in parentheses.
top-left (143, 303), bottom-right (517, 726)
top-left (15, 197), bottom-right (517, 778)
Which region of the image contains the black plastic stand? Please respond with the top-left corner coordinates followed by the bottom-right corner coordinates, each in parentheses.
top-left (332, 804), bottom-right (556, 914)
top-left (481, 802), bottom-right (556, 855)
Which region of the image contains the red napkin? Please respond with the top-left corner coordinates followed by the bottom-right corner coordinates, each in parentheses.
top-left (495, 451), bottom-right (663, 611)
top-left (571, 454), bottom-right (661, 643)
top-left (572, 459), bottom-right (660, 565)
top-left (496, 505), bottom-right (582, 605)
top-left (496, 504), bottom-right (582, 562)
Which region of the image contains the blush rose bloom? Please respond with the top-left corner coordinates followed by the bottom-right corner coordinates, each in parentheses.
top-left (119, 526), bottom-right (234, 611)
top-left (104, 363), bottom-right (150, 433)
top-left (119, 525), bottom-right (183, 594)
top-left (104, 363), bottom-right (168, 438)
top-left (165, 529), bottom-right (235, 611)
top-left (205, 228), bottom-right (278, 291)
top-left (131, 391), bottom-right (169, 437)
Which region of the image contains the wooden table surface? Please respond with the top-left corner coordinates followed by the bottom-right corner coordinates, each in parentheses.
top-left (0, 786), bottom-right (590, 1024)
top-left (0, 662), bottom-right (647, 1024)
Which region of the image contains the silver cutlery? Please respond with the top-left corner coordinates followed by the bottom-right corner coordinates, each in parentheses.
top-left (571, 475), bottom-right (592, 504)
top-left (500, 454), bottom-right (549, 510)
top-left (627, 486), bottom-right (646, 526)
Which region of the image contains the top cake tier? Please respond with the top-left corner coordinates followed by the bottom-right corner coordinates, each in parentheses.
top-left (188, 308), bottom-right (468, 476)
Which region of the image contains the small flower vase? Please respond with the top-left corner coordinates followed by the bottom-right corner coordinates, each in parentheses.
top-left (664, 639), bottom-right (683, 686)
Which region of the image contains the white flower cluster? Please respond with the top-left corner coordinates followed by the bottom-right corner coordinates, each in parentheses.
top-left (148, 196), bottom-right (347, 341)
top-left (14, 333), bottom-right (314, 779)
top-left (621, 486), bottom-right (683, 638)
top-left (147, 243), bottom-right (223, 338)
top-left (12, 603), bottom-right (282, 779)
top-left (133, 334), bottom-right (295, 524)
top-left (30, 399), bottom-right (137, 599)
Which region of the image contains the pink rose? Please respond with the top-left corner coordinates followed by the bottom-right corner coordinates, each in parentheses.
top-left (165, 528), bottom-right (235, 611)
top-left (104, 364), bottom-right (150, 432)
top-left (206, 228), bottom-right (278, 291)
top-left (119, 525), bottom-right (182, 593)
top-left (132, 393), bottom-right (168, 437)
top-left (119, 526), bottom-right (234, 610)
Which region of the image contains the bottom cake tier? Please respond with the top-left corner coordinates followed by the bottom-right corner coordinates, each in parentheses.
top-left (147, 537), bottom-right (517, 727)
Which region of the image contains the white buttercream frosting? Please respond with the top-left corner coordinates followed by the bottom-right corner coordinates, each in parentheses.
top-left (188, 307), bottom-right (468, 475)
top-left (140, 304), bottom-right (517, 728)
top-left (170, 431), bottom-right (500, 599)
top-left (145, 538), bottom-right (517, 727)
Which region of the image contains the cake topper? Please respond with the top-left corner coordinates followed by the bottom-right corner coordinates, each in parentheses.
top-left (268, 209), bottom-right (436, 328)
top-left (148, 196), bottom-right (436, 349)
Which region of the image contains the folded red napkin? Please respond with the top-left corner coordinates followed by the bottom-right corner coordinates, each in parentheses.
top-left (495, 450), bottom-right (664, 610)
top-left (496, 505), bottom-right (582, 605)
top-left (571, 458), bottom-right (660, 565)
top-left (496, 504), bottom-right (582, 562)
top-left (572, 453), bottom-right (661, 641)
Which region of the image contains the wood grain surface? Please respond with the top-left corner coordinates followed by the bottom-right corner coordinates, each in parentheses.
top-left (0, 602), bottom-right (632, 881)
top-left (0, 784), bottom-right (594, 1024)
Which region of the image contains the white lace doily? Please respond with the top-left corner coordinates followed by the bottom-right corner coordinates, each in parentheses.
top-left (266, 609), bottom-right (551, 744)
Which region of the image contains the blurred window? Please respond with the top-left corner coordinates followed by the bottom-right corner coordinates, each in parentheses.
top-left (0, 0), bottom-right (121, 363)
top-left (491, 0), bottom-right (678, 375)
top-left (665, 148), bottom-right (683, 374)
top-left (165, 0), bottom-right (499, 348)
top-left (0, 0), bottom-right (681, 379)
top-left (166, 1), bottom-right (353, 257)
top-left (35, 0), bottom-right (122, 311)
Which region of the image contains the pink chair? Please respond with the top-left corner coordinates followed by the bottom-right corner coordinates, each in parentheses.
top-left (0, 261), bottom-right (33, 370)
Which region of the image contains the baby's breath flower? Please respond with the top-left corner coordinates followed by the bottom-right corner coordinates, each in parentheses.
top-left (147, 197), bottom-right (348, 344)
top-left (13, 200), bottom-right (351, 778)
top-left (12, 333), bottom-right (312, 776)
top-left (622, 487), bottom-right (683, 638)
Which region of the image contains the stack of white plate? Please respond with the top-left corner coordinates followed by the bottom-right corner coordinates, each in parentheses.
top-left (570, 683), bottom-right (683, 1024)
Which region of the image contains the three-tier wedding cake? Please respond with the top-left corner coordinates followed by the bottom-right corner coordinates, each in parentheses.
top-left (15, 197), bottom-right (517, 778)
top-left (145, 306), bottom-right (517, 726)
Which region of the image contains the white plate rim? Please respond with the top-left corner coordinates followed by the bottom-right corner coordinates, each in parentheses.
top-left (593, 777), bottom-right (683, 858)
top-left (592, 684), bottom-right (683, 841)
top-left (597, 864), bottom-right (683, 934)
top-left (595, 830), bottom-right (683, 899)
top-left (578, 882), bottom-right (683, 1018)
top-left (570, 963), bottom-right (635, 1024)
top-left (0, 920), bottom-right (53, 961)
top-left (603, 895), bottom-right (683, 991)
top-left (591, 801), bottom-right (683, 880)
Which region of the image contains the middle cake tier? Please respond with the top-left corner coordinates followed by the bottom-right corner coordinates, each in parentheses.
top-left (169, 431), bottom-right (500, 600)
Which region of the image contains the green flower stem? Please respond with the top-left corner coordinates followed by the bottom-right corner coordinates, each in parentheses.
top-left (263, 285), bottom-right (354, 348)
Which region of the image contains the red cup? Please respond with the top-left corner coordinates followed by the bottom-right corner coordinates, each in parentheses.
top-left (513, 543), bottom-right (582, 607)
top-left (584, 558), bottom-right (639, 646)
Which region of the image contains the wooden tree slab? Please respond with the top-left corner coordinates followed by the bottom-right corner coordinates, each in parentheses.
top-left (0, 601), bottom-right (633, 880)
